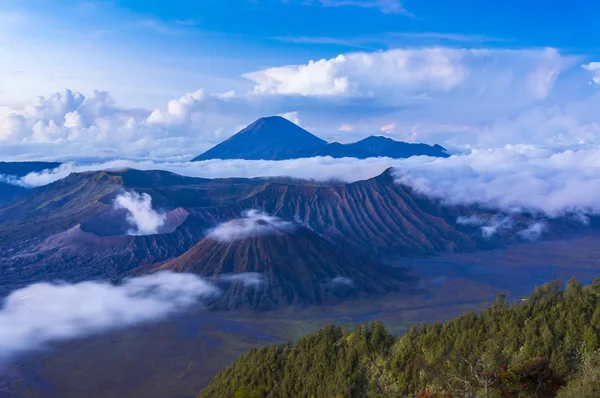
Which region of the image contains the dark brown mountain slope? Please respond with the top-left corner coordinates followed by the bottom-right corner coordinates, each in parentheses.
top-left (143, 224), bottom-right (409, 310)
top-left (225, 169), bottom-right (477, 256)
top-left (0, 168), bottom-right (586, 297)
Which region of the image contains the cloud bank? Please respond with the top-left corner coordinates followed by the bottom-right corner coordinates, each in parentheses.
top-left (114, 191), bottom-right (166, 235)
top-left (392, 145), bottom-right (600, 216)
top-left (0, 271), bottom-right (266, 361)
top-left (245, 48), bottom-right (568, 103)
top-left (208, 210), bottom-right (297, 242)
top-left (0, 272), bottom-right (220, 360)
top-left (7, 144), bottom-right (600, 218)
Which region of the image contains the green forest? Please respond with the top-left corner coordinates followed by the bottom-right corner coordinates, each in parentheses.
top-left (199, 278), bottom-right (600, 397)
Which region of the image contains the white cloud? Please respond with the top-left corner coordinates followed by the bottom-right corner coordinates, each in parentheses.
top-left (244, 48), bottom-right (569, 104)
top-left (477, 103), bottom-right (600, 147)
top-left (218, 273), bottom-right (264, 287)
top-left (8, 145), bottom-right (600, 219)
top-left (456, 215), bottom-right (488, 227)
top-left (518, 222), bottom-right (547, 241)
top-left (147, 89), bottom-right (207, 125)
top-left (278, 111), bottom-right (301, 126)
top-left (245, 48), bottom-right (464, 96)
top-left (457, 214), bottom-right (514, 238)
top-left (393, 145), bottom-right (600, 216)
top-left (114, 191), bottom-right (166, 235)
top-left (6, 157), bottom-right (398, 188)
top-left (330, 276), bottom-right (354, 286)
top-left (480, 216), bottom-right (513, 239)
top-left (318, 0), bottom-right (409, 15)
top-left (286, 0), bottom-right (410, 15)
top-left (0, 89), bottom-right (248, 160)
top-left (380, 122), bottom-right (396, 133)
top-left (208, 209), bottom-right (296, 242)
top-left (0, 174), bottom-right (21, 186)
top-left (582, 62), bottom-right (600, 85)
top-left (0, 272), bottom-right (221, 360)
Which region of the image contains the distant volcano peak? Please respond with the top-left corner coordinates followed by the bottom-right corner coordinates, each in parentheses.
top-left (193, 117), bottom-right (449, 161)
top-left (192, 116), bottom-right (326, 161)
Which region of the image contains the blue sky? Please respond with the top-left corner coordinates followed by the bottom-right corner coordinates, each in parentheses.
top-left (0, 0), bottom-right (599, 160)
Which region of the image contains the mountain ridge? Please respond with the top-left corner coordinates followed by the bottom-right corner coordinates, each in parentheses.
top-left (0, 168), bottom-right (588, 302)
top-left (193, 116), bottom-right (449, 161)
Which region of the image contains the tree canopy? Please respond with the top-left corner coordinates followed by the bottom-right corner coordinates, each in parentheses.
top-left (200, 278), bottom-right (600, 397)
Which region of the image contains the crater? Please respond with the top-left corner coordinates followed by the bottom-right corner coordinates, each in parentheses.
top-left (81, 207), bottom-right (189, 237)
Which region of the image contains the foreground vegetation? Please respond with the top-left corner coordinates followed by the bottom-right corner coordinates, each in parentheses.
top-left (200, 278), bottom-right (600, 397)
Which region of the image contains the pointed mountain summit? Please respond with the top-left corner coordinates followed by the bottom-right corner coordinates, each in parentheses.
top-left (192, 116), bottom-right (327, 161)
top-left (193, 117), bottom-right (450, 161)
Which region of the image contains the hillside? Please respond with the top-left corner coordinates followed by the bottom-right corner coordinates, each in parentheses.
top-left (227, 169), bottom-right (547, 256)
top-left (0, 181), bottom-right (27, 205)
top-left (0, 168), bottom-right (586, 298)
top-left (200, 278), bottom-right (600, 397)
top-left (143, 221), bottom-right (410, 310)
top-left (192, 117), bottom-right (449, 161)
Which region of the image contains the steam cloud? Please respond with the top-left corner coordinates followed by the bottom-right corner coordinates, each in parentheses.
top-left (114, 191), bottom-right (166, 235)
top-left (208, 210), bottom-right (296, 242)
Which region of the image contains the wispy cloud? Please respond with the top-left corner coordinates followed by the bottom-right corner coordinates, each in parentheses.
top-left (330, 276), bottom-right (354, 286)
top-left (307, 0), bottom-right (413, 16)
top-left (208, 210), bottom-right (296, 242)
top-left (272, 35), bottom-right (377, 50)
top-left (130, 18), bottom-right (196, 35)
top-left (582, 62), bottom-right (600, 85)
top-left (518, 221), bottom-right (547, 241)
top-left (218, 273), bottom-right (264, 287)
top-left (0, 272), bottom-right (220, 360)
top-left (380, 122), bottom-right (396, 133)
top-left (389, 32), bottom-right (509, 43)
